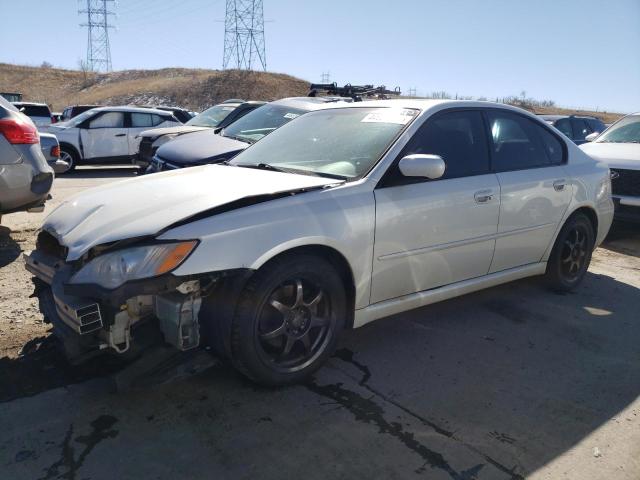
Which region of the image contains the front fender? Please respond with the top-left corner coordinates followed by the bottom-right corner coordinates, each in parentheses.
top-left (162, 184), bottom-right (376, 309)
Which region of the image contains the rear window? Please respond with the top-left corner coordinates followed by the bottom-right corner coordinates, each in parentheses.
top-left (19, 105), bottom-right (51, 117)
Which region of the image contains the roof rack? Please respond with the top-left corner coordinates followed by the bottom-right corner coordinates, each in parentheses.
top-left (308, 83), bottom-right (401, 102)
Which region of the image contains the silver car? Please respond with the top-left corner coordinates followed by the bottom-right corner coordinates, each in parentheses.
top-left (0, 96), bottom-right (54, 220)
top-left (25, 100), bottom-right (613, 385)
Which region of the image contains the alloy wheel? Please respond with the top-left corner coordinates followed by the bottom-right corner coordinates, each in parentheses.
top-left (560, 225), bottom-right (589, 280)
top-left (256, 278), bottom-right (333, 372)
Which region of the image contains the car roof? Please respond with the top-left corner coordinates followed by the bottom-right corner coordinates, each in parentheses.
top-left (310, 99), bottom-right (562, 120)
top-left (539, 114), bottom-right (601, 121)
top-left (91, 105), bottom-right (174, 115)
top-left (12, 102), bottom-right (49, 107)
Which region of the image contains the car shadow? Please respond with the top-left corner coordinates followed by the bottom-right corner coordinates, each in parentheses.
top-left (0, 226), bottom-right (21, 268)
top-left (1, 269), bottom-right (639, 478)
top-left (601, 221), bottom-right (640, 257)
top-left (59, 166), bottom-right (140, 180)
top-left (335, 269), bottom-right (640, 477)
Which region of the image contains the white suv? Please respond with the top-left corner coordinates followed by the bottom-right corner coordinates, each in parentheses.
top-left (45, 106), bottom-right (180, 170)
top-left (26, 100), bottom-right (614, 385)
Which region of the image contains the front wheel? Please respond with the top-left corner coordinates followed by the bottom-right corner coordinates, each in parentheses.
top-left (231, 254), bottom-right (347, 385)
top-left (545, 213), bottom-right (595, 291)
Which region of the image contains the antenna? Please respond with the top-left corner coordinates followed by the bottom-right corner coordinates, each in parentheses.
top-left (79, 0), bottom-right (115, 72)
top-left (223, 0), bottom-right (267, 71)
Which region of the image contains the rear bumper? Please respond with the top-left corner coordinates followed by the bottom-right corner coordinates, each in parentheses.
top-left (0, 165), bottom-right (53, 214)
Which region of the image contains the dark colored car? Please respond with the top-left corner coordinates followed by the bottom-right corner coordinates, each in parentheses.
top-left (61, 105), bottom-right (103, 122)
top-left (540, 115), bottom-right (606, 145)
top-left (147, 97), bottom-right (346, 173)
top-left (0, 96), bottom-right (54, 219)
top-left (135, 99), bottom-right (265, 169)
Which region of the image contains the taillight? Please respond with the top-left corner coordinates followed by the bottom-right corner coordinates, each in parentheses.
top-left (51, 145), bottom-right (60, 158)
top-left (0, 118), bottom-right (39, 144)
top-left (51, 115), bottom-right (57, 124)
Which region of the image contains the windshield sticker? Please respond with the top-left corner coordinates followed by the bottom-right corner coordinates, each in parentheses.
top-left (361, 109), bottom-right (416, 125)
top-left (283, 112), bottom-right (300, 119)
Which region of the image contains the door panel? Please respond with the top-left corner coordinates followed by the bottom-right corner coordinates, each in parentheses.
top-left (485, 109), bottom-right (572, 272)
top-left (80, 111), bottom-right (128, 160)
top-left (490, 167), bottom-right (571, 272)
top-left (372, 174), bottom-right (500, 303)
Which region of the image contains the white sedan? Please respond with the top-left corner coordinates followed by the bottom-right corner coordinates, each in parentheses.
top-left (26, 100), bottom-right (614, 385)
top-left (44, 106), bottom-right (180, 170)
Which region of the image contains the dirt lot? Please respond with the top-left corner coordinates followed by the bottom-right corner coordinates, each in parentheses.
top-left (1, 169), bottom-right (639, 480)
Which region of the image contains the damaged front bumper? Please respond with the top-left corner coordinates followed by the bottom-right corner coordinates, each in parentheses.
top-left (24, 249), bottom-right (208, 363)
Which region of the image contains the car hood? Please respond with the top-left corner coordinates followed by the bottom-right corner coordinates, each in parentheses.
top-left (138, 125), bottom-right (210, 140)
top-left (580, 142), bottom-right (640, 170)
top-left (155, 129), bottom-right (249, 165)
top-left (43, 164), bottom-right (341, 261)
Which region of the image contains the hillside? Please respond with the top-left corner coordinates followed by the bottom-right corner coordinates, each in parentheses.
top-left (0, 63), bottom-right (309, 111)
top-left (0, 63), bottom-right (624, 123)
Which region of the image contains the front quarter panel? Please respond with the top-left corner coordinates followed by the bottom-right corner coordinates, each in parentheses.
top-left (161, 182), bottom-right (376, 309)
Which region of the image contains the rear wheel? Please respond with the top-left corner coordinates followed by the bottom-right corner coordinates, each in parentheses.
top-left (230, 254), bottom-right (347, 385)
top-left (59, 146), bottom-right (78, 172)
top-left (545, 213), bottom-right (595, 291)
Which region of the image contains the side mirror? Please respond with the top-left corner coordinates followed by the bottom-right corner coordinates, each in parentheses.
top-left (398, 154), bottom-right (445, 180)
top-left (585, 132), bottom-right (599, 142)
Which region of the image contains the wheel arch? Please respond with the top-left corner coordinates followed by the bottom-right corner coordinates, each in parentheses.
top-left (254, 243), bottom-right (357, 329)
top-left (59, 142), bottom-right (80, 160)
top-left (543, 204), bottom-right (599, 261)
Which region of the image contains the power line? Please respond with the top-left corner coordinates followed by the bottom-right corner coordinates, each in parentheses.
top-left (79, 0), bottom-right (115, 72)
top-left (223, 0), bottom-right (266, 71)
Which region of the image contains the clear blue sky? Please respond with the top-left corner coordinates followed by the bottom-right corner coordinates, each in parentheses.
top-left (1, 0), bottom-right (639, 112)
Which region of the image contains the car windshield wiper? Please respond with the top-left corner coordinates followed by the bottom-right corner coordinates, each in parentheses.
top-left (238, 162), bottom-right (289, 173)
top-left (221, 131), bottom-right (253, 144)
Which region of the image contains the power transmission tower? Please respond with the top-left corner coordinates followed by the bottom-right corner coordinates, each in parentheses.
top-left (408, 87), bottom-right (417, 97)
top-left (321, 71), bottom-right (331, 83)
top-left (79, 0), bottom-right (115, 72)
top-left (223, 0), bottom-right (267, 71)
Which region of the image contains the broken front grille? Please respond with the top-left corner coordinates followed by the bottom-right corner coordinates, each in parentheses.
top-left (611, 169), bottom-right (640, 197)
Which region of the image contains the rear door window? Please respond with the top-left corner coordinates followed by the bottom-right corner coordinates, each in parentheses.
top-left (487, 110), bottom-right (564, 171)
top-left (400, 110), bottom-right (490, 179)
top-left (151, 114), bottom-right (168, 126)
top-left (130, 113), bottom-right (154, 128)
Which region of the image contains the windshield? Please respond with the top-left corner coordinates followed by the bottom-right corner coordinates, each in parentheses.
top-left (597, 115), bottom-right (640, 143)
top-left (230, 107), bottom-right (417, 179)
top-left (223, 104), bottom-right (306, 144)
top-left (186, 104), bottom-right (236, 127)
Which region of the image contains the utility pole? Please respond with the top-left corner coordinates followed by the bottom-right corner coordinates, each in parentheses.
top-left (79, 0), bottom-right (115, 72)
top-left (223, 0), bottom-right (267, 71)
top-left (321, 71), bottom-right (331, 83)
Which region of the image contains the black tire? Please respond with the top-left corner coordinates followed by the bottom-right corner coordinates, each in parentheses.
top-left (230, 254), bottom-right (347, 386)
top-left (545, 213), bottom-right (595, 291)
top-left (59, 146), bottom-right (79, 172)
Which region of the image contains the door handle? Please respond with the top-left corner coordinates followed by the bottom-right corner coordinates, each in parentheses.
top-left (114, 133), bottom-right (126, 137)
top-left (474, 189), bottom-right (494, 204)
top-left (553, 179), bottom-right (567, 191)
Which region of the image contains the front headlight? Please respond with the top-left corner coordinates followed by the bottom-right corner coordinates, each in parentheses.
top-left (596, 175), bottom-right (611, 203)
top-left (69, 241), bottom-right (197, 289)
